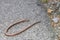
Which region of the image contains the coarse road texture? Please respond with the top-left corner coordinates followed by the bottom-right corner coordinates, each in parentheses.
top-left (0, 0), bottom-right (55, 40)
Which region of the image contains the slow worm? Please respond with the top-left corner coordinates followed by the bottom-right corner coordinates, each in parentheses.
top-left (4, 19), bottom-right (41, 36)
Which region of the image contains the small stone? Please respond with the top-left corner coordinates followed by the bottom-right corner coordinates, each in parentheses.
top-left (58, 27), bottom-right (60, 29)
top-left (52, 17), bottom-right (59, 23)
top-left (47, 9), bottom-right (53, 13)
top-left (55, 38), bottom-right (58, 40)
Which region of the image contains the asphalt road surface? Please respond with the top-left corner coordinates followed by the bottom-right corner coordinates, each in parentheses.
top-left (0, 0), bottom-right (55, 40)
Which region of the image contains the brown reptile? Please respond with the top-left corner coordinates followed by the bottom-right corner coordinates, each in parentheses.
top-left (4, 19), bottom-right (41, 36)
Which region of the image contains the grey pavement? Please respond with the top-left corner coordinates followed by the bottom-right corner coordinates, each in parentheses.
top-left (0, 0), bottom-right (55, 40)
